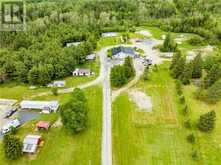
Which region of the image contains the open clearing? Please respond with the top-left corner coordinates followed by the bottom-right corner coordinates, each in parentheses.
top-left (112, 63), bottom-right (193, 165)
top-left (128, 89), bottom-right (152, 112)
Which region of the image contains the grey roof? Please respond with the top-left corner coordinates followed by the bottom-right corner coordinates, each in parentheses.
top-left (112, 47), bottom-right (135, 56)
top-left (23, 135), bottom-right (41, 153)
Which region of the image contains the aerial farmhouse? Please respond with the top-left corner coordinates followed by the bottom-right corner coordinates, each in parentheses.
top-left (73, 68), bottom-right (94, 76)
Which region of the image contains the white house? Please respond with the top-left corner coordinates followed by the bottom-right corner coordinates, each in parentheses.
top-left (20, 100), bottom-right (59, 113)
top-left (102, 32), bottom-right (118, 38)
top-left (22, 135), bottom-right (41, 154)
top-left (73, 68), bottom-right (93, 76)
top-left (48, 81), bottom-right (66, 88)
top-left (1, 119), bottom-right (21, 134)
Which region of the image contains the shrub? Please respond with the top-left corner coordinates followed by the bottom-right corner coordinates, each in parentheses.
top-left (198, 110), bottom-right (216, 132)
top-left (191, 150), bottom-right (200, 161)
top-left (188, 36), bottom-right (205, 46)
top-left (51, 87), bottom-right (58, 96)
top-left (186, 133), bottom-right (195, 144)
top-left (182, 105), bottom-right (188, 115)
top-left (184, 119), bottom-right (192, 129)
top-left (179, 95), bottom-right (185, 104)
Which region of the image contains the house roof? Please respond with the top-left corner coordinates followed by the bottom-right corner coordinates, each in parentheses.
top-left (73, 68), bottom-right (91, 74)
top-left (23, 135), bottom-right (41, 145)
top-left (112, 46), bottom-right (135, 56)
top-left (20, 100), bottom-right (59, 111)
top-left (23, 135), bottom-right (41, 153)
top-left (37, 121), bottom-right (50, 129)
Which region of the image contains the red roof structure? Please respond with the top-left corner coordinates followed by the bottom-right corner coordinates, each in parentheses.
top-left (36, 121), bottom-right (50, 130)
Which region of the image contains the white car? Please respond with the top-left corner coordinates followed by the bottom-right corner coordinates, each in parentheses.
top-left (1, 119), bottom-right (21, 134)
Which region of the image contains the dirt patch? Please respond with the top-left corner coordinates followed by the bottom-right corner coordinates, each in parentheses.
top-left (135, 30), bottom-right (152, 37)
top-left (128, 89), bottom-right (152, 112)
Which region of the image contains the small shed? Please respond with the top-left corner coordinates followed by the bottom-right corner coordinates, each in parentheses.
top-left (73, 68), bottom-right (93, 76)
top-left (66, 42), bottom-right (81, 47)
top-left (86, 54), bottom-right (96, 61)
top-left (48, 81), bottom-right (66, 88)
top-left (102, 32), bottom-right (118, 38)
top-left (23, 135), bottom-right (41, 154)
top-left (36, 121), bottom-right (50, 130)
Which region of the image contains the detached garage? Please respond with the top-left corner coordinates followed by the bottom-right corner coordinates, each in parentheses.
top-left (20, 100), bottom-right (59, 113)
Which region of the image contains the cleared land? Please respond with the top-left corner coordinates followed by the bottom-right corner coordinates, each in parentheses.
top-left (112, 63), bottom-right (194, 165)
top-left (0, 86), bottom-right (102, 165)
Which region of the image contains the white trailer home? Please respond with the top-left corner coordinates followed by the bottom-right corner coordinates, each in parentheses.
top-left (20, 100), bottom-right (59, 113)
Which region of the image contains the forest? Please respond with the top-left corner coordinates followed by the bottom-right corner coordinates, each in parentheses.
top-left (0, 0), bottom-right (221, 85)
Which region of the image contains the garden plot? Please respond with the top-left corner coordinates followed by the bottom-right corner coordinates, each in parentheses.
top-left (128, 89), bottom-right (152, 112)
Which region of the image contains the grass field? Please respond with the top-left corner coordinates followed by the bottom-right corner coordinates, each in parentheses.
top-left (183, 85), bottom-right (221, 164)
top-left (0, 85), bottom-right (102, 165)
top-left (112, 63), bottom-right (196, 165)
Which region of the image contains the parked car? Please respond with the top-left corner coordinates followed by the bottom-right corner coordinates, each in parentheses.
top-left (4, 108), bottom-right (17, 118)
top-left (1, 119), bottom-right (21, 134)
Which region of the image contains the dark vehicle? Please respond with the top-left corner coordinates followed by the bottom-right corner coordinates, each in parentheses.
top-left (4, 108), bottom-right (17, 118)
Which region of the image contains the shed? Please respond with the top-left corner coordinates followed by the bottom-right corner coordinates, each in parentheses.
top-left (36, 121), bottom-right (50, 130)
top-left (22, 135), bottom-right (41, 154)
top-left (102, 32), bottom-right (118, 38)
top-left (20, 100), bottom-right (59, 113)
top-left (66, 41), bottom-right (81, 47)
top-left (48, 81), bottom-right (66, 88)
top-left (86, 54), bottom-right (96, 61)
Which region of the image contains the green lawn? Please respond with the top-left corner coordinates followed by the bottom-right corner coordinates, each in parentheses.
top-left (0, 85), bottom-right (102, 165)
top-left (96, 36), bottom-right (122, 51)
top-left (112, 63), bottom-right (195, 165)
top-left (183, 85), bottom-right (221, 164)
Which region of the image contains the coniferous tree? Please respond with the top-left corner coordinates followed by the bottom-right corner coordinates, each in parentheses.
top-left (172, 54), bottom-right (186, 79)
top-left (161, 33), bottom-right (177, 52)
top-left (143, 65), bottom-right (149, 81)
top-left (192, 54), bottom-right (202, 79)
top-left (181, 62), bottom-right (193, 85)
top-left (124, 56), bottom-right (135, 79)
top-left (204, 64), bottom-right (221, 88)
top-left (170, 51), bottom-right (181, 70)
top-left (198, 110), bottom-right (216, 132)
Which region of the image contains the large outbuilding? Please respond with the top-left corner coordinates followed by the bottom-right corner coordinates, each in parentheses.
top-left (47, 81), bottom-right (66, 88)
top-left (20, 100), bottom-right (59, 113)
top-left (22, 135), bottom-right (41, 154)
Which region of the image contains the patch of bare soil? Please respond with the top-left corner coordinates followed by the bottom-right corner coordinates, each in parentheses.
top-left (128, 89), bottom-right (152, 112)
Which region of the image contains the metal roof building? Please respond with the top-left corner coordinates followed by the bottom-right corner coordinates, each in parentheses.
top-left (23, 135), bottom-right (41, 154)
top-left (20, 100), bottom-right (59, 113)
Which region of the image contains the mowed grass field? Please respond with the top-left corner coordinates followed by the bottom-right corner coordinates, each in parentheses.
top-left (0, 86), bottom-right (102, 165)
top-left (183, 85), bottom-right (221, 164)
top-left (112, 63), bottom-right (194, 165)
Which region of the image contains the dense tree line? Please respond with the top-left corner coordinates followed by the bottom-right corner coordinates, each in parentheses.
top-left (1, 0), bottom-right (221, 85)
